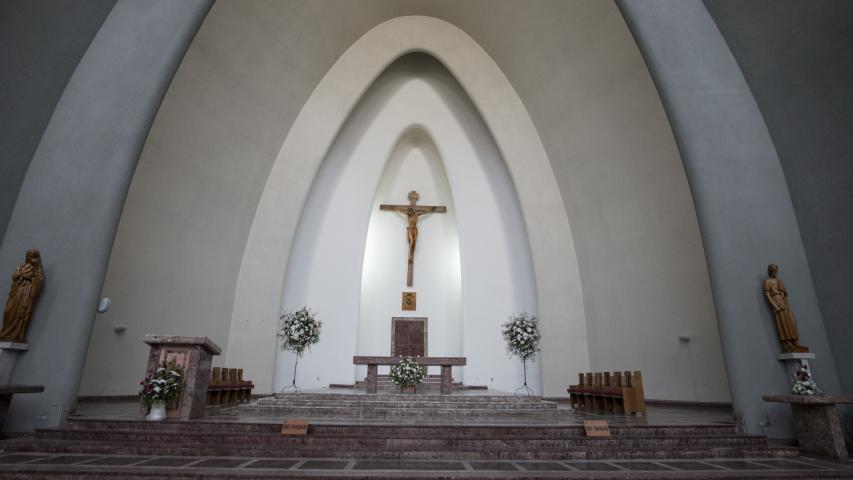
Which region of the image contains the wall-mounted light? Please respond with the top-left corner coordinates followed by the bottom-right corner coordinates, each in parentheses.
top-left (97, 297), bottom-right (111, 313)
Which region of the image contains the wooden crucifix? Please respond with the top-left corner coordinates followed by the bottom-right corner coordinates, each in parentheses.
top-left (380, 191), bottom-right (446, 286)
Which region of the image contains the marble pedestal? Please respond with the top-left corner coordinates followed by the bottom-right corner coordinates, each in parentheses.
top-left (764, 394), bottom-right (853, 458)
top-left (0, 342), bottom-right (28, 384)
top-left (143, 335), bottom-right (220, 420)
top-left (778, 352), bottom-right (816, 381)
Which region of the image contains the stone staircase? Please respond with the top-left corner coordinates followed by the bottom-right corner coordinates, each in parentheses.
top-left (249, 393), bottom-right (561, 419)
top-left (3, 419), bottom-right (796, 461)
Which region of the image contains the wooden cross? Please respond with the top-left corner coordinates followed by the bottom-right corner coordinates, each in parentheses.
top-left (380, 191), bottom-right (447, 286)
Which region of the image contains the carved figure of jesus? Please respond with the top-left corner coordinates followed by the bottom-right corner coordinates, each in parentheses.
top-left (380, 191), bottom-right (446, 286)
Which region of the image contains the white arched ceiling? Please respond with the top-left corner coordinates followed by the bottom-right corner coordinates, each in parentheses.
top-left (276, 55), bottom-right (540, 392)
top-left (227, 15), bottom-right (586, 396)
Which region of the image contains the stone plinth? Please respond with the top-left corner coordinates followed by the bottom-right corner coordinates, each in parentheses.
top-left (0, 385), bottom-right (44, 432)
top-left (777, 352), bottom-right (816, 380)
top-left (0, 342), bottom-right (28, 384)
top-left (143, 335), bottom-right (220, 420)
top-left (764, 394), bottom-right (853, 458)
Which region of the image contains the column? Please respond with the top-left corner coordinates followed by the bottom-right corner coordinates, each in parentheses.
top-left (0, 0), bottom-right (213, 432)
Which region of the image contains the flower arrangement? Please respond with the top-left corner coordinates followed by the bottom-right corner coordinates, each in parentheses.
top-left (791, 364), bottom-right (822, 395)
top-left (278, 305), bottom-right (322, 356)
top-left (501, 312), bottom-right (541, 360)
top-left (390, 357), bottom-right (427, 387)
top-left (139, 359), bottom-right (184, 407)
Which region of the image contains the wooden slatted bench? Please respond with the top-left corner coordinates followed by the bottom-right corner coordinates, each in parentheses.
top-left (206, 368), bottom-right (254, 406)
top-left (568, 370), bottom-right (645, 415)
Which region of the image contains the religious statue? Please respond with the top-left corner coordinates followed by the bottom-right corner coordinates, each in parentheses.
top-left (380, 191), bottom-right (446, 286)
top-left (762, 263), bottom-right (808, 353)
top-left (0, 249), bottom-right (45, 343)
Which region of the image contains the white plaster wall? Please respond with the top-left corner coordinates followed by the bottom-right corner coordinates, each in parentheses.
top-left (358, 129), bottom-right (463, 377)
top-left (276, 55), bottom-right (539, 392)
top-left (81, 1), bottom-right (728, 403)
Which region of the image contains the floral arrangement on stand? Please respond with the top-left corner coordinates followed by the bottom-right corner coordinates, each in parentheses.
top-left (791, 364), bottom-right (822, 395)
top-left (501, 312), bottom-right (541, 396)
top-left (139, 359), bottom-right (184, 421)
top-left (390, 357), bottom-right (427, 392)
top-left (277, 305), bottom-right (322, 393)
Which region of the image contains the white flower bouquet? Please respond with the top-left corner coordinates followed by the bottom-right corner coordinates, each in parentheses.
top-left (390, 357), bottom-right (427, 387)
top-left (501, 312), bottom-right (541, 361)
top-left (278, 306), bottom-right (321, 356)
top-left (791, 364), bottom-right (822, 395)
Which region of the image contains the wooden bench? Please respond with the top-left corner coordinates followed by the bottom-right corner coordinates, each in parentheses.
top-left (567, 370), bottom-right (645, 415)
top-left (206, 368), bottom-right (254, 406)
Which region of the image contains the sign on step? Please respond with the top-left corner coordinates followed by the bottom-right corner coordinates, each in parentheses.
top-left (583, 420), bottom-right (611, 437)
top-left (281, 419), bottom-right (309, 435)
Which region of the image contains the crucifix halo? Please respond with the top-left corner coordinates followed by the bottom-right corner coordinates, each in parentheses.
top-left (379, 190), bottom-right (447, 286)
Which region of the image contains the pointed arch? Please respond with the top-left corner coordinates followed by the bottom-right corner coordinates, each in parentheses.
top-left (226, 15), bottom-right (587, 396)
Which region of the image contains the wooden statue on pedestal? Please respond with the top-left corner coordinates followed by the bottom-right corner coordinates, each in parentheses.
top-left (762, 263), bottom-right (808, 353)
top-left (0, 249), bottom-right (44, 343)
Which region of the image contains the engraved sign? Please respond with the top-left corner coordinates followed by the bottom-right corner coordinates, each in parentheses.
top-left (281, 419), bottom-right (309, 435)
top-left (402, 292), bottom-right (416, 311)
top-left (583, 420), bottom-right (611, 437)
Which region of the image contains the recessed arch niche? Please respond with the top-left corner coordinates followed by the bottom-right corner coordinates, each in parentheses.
top-left (228, 16), bottom-right (587, 396)
top-left (278, 53), bottom-right (541, 391)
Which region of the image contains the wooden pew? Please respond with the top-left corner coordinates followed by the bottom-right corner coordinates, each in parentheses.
top-left (567, 370), bottom-right (646, 415)
top-left (206, 367), bottom-right (254, 406)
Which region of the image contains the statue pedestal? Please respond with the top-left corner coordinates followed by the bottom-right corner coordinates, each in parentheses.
top-left (777, 352), bottom-right (816, 380)
top-left (0, 342), bottom-right (28, 384)
top-left (143, 335), bottom-right (220, 420)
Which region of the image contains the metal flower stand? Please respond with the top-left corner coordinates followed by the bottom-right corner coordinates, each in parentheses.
top-left (514, 358), bottom-right (534, 396)
top-left (279, 354), bottom-right (303, 394)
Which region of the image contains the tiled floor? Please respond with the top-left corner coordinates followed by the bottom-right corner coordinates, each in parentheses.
top-left (1, 453), bottom-right (851, 472)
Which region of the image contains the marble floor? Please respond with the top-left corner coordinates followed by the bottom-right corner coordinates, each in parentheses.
top-left (1, 451), bottom-right (851, 478)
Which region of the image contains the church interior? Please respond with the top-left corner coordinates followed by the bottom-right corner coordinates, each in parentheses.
top-left (0, 0), bottom-right (851, 478)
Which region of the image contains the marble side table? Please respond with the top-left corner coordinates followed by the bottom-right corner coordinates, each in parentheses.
top-left (764, 394), bottom-right (853, 458)
top-left (143, 335), bottom-right (221, 420)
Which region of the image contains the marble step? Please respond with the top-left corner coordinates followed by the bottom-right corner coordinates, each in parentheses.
top-left (57, 420), bottom-right (741, 438)
top-left (242, 408), bottom-right (560, 419)
top-left (33, 429), bottom-right (769, 449)
top-left (268, 394), bottom-right (545, 402)
top-left (253, 400), bottom-right (569, 415)
top-left (0, 464), bottom-right (838, 480)
top-left (4, 438), bottom-right (796, 461)
top-left (257, 398), bottom-right (558, 408)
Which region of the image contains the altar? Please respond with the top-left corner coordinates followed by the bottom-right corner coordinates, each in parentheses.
top-left (353, 356), bottom-right (466, 394)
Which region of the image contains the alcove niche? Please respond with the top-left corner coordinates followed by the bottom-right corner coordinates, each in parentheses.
top-left (275, 53), bottom-right (540, 393)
